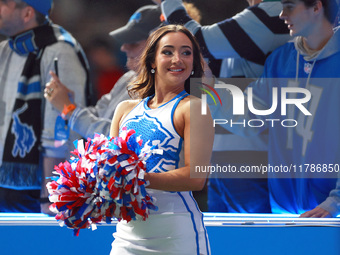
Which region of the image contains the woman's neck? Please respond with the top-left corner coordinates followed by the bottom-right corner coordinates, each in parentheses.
top-left (148, 85), bottom-right (184, 109)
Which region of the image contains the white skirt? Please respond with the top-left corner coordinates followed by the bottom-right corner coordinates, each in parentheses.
top-left (110, 191), bottom-right (210, 255)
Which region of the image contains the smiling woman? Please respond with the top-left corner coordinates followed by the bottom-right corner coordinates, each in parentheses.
top-left (150, 32), bottom-right (194, 97)
top-left (109, 24), bottom-right (214, 255)
top-left (128, 24), bottom-right (205, 99)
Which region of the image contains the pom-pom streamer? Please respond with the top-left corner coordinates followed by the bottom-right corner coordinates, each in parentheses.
top-left (47, 128), bottom-right (158, 236)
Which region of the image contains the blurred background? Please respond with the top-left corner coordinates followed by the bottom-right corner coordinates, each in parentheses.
top-left (0, 0), bottom-right (248, 101)
top-left (50, 0), bottom-right (247, 47)
top-left (0, 1), bottom-right (248, 99)
top-left (51, 1), bottom-right (247, 67)
top-left (0, 0), bottom-right (248, 82)
top-left (51, 0), bottom-right (248, 43)
top-left (49, 0), bottom-right (248, 99)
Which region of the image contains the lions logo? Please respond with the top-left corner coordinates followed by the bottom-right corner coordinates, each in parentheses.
top-left (11, 103), bottom-right (37, 158)
top-left (122, 112), bottom-right (182, 173)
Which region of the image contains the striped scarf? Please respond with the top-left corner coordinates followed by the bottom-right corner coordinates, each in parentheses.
top-left (0, 23), bottom-right (90, 189)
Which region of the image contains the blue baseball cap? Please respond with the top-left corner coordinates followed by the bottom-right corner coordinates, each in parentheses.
top-left (22, 0), bottom-right (53, 16)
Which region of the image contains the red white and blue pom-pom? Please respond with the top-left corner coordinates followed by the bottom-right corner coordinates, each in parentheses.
top-left (46, 128), bottom-right (159, 236)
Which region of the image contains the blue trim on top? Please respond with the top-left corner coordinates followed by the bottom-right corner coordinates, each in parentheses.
top-left (144, 90), bottom-right (187, 110)
top-left (177, 192), bottom-right (200, 255)
top-left (189, 191), bottom-right (210, 255)
top-left (144, 96), bottom-right (152, 110)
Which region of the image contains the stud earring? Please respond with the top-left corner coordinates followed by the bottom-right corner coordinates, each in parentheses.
top-left (151, 68), bottom-right (155, 74)
top-left (191, 70), bottom-right (194, 75)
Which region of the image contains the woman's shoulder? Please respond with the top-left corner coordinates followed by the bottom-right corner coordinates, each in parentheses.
top-left (116, 99), bottom-right (141, 114)
top-left (118, 98), bottom-right (140, 106)
top-left (175, 94), bottom-right (205, 118)
top-left (179, 94), bottom-right (201, 107)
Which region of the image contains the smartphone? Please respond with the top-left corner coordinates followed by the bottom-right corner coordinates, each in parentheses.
top-left (54, 57), bottom-right (59, 76)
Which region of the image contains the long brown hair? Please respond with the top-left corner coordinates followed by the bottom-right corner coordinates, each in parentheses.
top-left (128, 24), bottom-right (204, 99)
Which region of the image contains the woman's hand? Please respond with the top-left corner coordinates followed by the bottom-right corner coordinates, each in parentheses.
top-left (44, 71), bottom-right (75, 113)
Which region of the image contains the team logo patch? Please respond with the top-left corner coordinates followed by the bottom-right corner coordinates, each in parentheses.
top-left (129, 12), bottom-right (142, 24)
top-left (11, 103), bottom-right (37, 158)
top-left (304, 62), bottom-right (313, 74)
top-left (122, 112), bottom-right (180, 173)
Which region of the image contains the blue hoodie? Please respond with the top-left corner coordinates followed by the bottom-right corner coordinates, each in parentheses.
top-left (210, 27), bottom-right (340, 216)
top-left (246, 27), bottom-right (340, 216)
